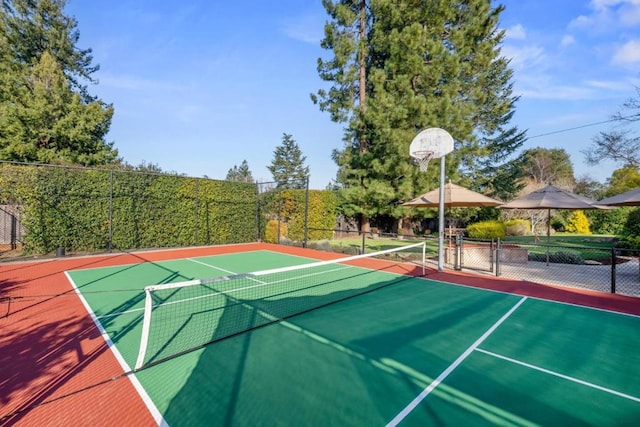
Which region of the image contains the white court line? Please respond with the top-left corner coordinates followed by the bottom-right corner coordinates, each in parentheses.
top-left (475, 348), bottom-right (640, 403)
top-left (144, 264), bottom-right (354, 311)
top-left (187, 257), bottom-right (238, 275)
top-left (64, 271), bottom-right (168, 426)
top-left (97, 261), bottom-right (354, 318)
top-left (386, 296), bottom-right (528, 427)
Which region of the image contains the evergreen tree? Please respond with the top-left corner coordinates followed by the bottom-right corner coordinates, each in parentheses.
top-left (314, 0), bottom-right (525, 229)
top-left (2, 0), bottom-right (98, 99)
top-left (267, 133), bottom-right (309, 189)
top-left (226, 160), bottom-right (254, 183)
top-left (0, 0), bottom-right (117, 165)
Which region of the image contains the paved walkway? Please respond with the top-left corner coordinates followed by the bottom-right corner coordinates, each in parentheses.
top-left (432, 257), bottom-right (640, 298)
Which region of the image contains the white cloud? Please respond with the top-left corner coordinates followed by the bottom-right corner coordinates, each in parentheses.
top-left (570, 0), bottom-right (640, 30)
top-left (585, 79), bottom-right (635, 91)
top-left (505, 24), bottom-right (527, 40)
top-left (516, 82), bottom-right (596, 101)
top-left (612, 39), bottom-right (640, 65)
top-left (502, 44), bottom-right (547, 72)
top-left (280, 13), bottom-right (324, 44)
top-left (560, 35), bottom-right (575, 47)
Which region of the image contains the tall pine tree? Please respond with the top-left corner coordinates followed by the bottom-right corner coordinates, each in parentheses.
top-left (0, 0), bottom-right (117, 165)
top-left (226, 160), bottom-right (254, 183)
top-left (268, 133), bottom-right (309, 189)
top-left (314, 0), bottom-right (525, 230)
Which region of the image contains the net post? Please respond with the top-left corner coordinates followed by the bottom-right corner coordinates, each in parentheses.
top-left (135, 287), bottom-right (155, 370)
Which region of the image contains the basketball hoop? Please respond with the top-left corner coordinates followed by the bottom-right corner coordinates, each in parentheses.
top-left (408, 127), bottom-right (455, 273)
top-left (412, 150), bottom-right (434, 172)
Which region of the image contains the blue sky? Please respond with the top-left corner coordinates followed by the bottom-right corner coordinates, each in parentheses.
top-left (65, 0), bottom-right (640, 189)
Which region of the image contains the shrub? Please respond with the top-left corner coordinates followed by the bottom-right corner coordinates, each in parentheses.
top-left (467, 220), bottom-right (506, 239)
top-left (565, 210), bottom-right (591, 234)
top-left (504, 219), bottom-right (530, 236)
top-left (622, 207), bottom-right (640, 238)
top-left (615, 235), bottom-right (640, 252)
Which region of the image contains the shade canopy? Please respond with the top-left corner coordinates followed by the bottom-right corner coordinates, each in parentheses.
top-left (597, 188), bottom-right (640, 206)
top-left (498, 184), bottom-right (599, 210)
top-left (403, 182), bottom-right (502, 208)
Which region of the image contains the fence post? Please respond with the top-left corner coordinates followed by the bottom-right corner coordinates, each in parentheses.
top-left (611, 247), bottom-right (616, 294)
top-left (194, 179), bottom-right (199, 246)
top-left (303, 177), bottom-right (309, 248)
top-left (490, 239), bottom-right (494, 273)
top-left (108, 169), bottom-right (113, 252)
top-left (495, 238), bottom-right (502, 276)
top-left (454, 233), bottom-right (461, 270)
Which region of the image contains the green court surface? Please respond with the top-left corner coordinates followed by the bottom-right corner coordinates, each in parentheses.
top-left (65, 249), bottom-right (640, 426)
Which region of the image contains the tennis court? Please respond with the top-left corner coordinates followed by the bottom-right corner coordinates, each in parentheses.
top-left (3, 243), bottom-right (640, 425)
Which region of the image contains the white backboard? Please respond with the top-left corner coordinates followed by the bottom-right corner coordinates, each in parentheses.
top-left (409, 128), bottom-right (454, 159)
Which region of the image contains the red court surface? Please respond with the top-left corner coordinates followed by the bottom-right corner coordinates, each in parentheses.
top-left (2, 243), bottom-right (639, 426)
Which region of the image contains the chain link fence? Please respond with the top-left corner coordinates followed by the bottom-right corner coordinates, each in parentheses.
top-left (0, 162), bottom-right (317, 261)
top-left (449, 236), bottom-right (640, 297)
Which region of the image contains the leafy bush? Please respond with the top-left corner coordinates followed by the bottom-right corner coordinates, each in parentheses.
top-left (565, 210), bottom-right (591, 234)
top-left (467, 220), bottom-right (506, 239)
top-left (587, 207), bottom-right (628, 235)
top-left (621, 207), bottom-right (640, 239)
top-left (615, 235), bottom-right (640, 252)
top-left (504, 219), bottom-right (530, 236)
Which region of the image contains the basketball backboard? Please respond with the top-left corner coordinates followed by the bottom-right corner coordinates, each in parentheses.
top-left (409, 128), bottom-right (454, 160)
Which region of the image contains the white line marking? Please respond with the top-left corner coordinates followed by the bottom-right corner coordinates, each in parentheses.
top-left (64, 271), bottom-right (168, 426)
top-left (146, 264), bottom-right (353, 310)
top-left (187, 257), bottom-right (237, 275)
top-left (475, 348), bottom-right (640, 403)
top-left (386, 296), bottom-right (528, 427)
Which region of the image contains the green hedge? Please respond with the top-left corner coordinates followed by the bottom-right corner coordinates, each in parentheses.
top-left (257, 188), bottom-right (337, 242)
top-left (0, 163), bottom-right (257, 254)
top-left (1, 163), bottom-right (340, 255)
top-left (467, 220), bottom-right (506, 239)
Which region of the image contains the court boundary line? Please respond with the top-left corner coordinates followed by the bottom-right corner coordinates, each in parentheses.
top-left (416, 274), bottom-right (640, 319)
top-left (386, 296), bottom-right (528, 426)
top-left (64, 271), bottom-right (167, 426)
top-left (187, 257), bottom-right (240, 275)
top-left (65, 246), bottom-right (268, 272)
top-left (475, 348), bottom-right (640, 403)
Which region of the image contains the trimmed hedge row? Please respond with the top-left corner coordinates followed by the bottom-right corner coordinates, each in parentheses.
top-left (0, 163), bottom-right (339, 255)
top-left (0, 164), bottom-right (257, 254)
top-left (258, 188), bottom-right (337, 243)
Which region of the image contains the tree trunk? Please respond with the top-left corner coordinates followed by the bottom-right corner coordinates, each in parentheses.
top-left (359, 213), bottom-right (371, 233)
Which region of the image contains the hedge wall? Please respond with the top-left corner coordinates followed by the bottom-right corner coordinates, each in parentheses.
top-left (256, 188), bottom-right (337, 242)
top-left (0, 163), bottom-right (339, 255)
top-left (0, 163), bottom-right (257, 254)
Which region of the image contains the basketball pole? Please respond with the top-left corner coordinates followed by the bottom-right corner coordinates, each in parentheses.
top-left (438, 156), bottom-right (445, 272)
top-left (408, 127), bottom-right (454, 274)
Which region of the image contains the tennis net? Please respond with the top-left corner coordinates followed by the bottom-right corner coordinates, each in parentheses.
top-left (134, 241), bottom-right (426, 369)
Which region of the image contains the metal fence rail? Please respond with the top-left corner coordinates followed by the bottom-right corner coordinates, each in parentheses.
top-left (450, 237), bottom-right (639, 297)
top-left (296, 229), bottom-right (639, 298)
